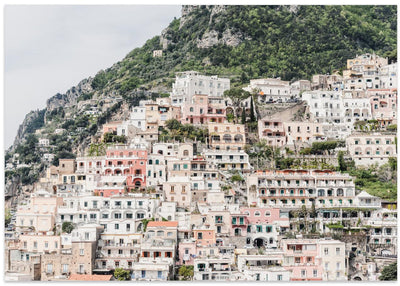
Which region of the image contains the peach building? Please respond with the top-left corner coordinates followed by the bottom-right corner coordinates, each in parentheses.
top-left (283, 121), bottom-right (323, 145)
top-left (208, 122), bottom-right (246, 151)
top-left (193, 229), bottom-right (216, 247)
top-left (19, 235), bottom-right (61, 254)
top-left (163, 177), bottom-right (191, 208)
top-left (181, 94), bottom-right (226, 125)
top-left (258, 119), bottom-right (286, 147)
top-left (16, 190), bottom-right (64, 232)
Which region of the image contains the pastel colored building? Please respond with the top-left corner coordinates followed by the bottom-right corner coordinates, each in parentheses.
top-left (104, 145), bottom-right (147, 190)
top-left (163, 176), bottom-right (191, 208)
top-left (247, 170), bottom-right (357, 209)
top-left (208, 122), bottom-right (246, 151)
top-left (240, 207), bottom-right (290, 248)
top-left (346, 133), bottom-right (396, 166)
top-left (368, 89), bottom-right (397, 121)
top-left (16, 190), bottom-right (64, 233)
top-left (181, 94), bottom-right (226, 125)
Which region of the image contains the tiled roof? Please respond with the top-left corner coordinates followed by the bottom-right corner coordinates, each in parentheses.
top-left (69, 274), bottom-right (113, 281)
top-left (147, 221), bottom-right (178, 228)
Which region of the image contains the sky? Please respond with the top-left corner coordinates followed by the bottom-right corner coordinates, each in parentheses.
top-left (3, 5), bottom-right (182, 149)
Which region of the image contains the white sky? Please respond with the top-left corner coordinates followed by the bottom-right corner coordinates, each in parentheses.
top-left (3, 5), bottom-right (181, 149)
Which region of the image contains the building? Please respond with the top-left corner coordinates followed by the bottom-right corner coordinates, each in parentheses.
top-left (171, 71), bottom-right (230, 106)
top-left (208, 122), bottom-right (246, 151)
top-left (346, 133), bottom-right (396, 166)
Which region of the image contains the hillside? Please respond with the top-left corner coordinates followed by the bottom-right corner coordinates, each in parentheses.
top-left (5, 5), bottom-right (397, 194)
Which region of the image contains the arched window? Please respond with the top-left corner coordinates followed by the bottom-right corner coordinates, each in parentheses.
top-left (183, 150), bottom-right (189, 156)
top-left (254, 211), bottom-right (261, 217)
top-left (265, 211), bottom-right (271, 217)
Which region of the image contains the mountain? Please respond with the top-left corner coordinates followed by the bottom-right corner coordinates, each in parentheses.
top-left (5, 5), bottom-right (397, 191)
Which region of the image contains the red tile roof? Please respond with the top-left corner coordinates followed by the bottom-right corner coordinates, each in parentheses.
top-left (69, 274), bottom-right (113, 281)
top-left (147, 221), bottom-right (178, 228)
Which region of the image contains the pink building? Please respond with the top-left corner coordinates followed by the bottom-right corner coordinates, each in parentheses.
top-left (368, 89), bottom-right (397, 122)
top-left (177, 241), bottom-right (197, 265)
top-left (239, 207), bottom-right (290, 248)
top-left (104, 146), bottom-right (147, 191)
top-left (258, 119), bottom-right (287, 147)
top-left (181, 94), bottom-right (226, 125)
top-left (281, 239), bottom-right (323, 281)
top-left (193, 229), bottom-right (216, 247)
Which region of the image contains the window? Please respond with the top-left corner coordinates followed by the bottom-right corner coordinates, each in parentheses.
top-left (301, 270), bottom-right (306, 278)
top-left (313, 269), bottom-right (318, 278)
top-left (277, 275), bottom-right (283, 281)
top-left (254, 211), bottom-right (261, 217)
top-left (79, 264), bottom-right (84, 274)
top-left (115, 224), bottom-right (119, 230)
top-left (158, 271), bottom-right (162, 279)
top-left (336, 247), bottom-right (340, 255)
top-left (80, 249), bottom-right (84, 256)
top-left (336, 262), bottom-right (340, 270)
top-left (47, 263), bottom-right (53, 274)
top-left (198, 232), bottom-right (203, 239)
top-left (324, 248), bottom-right (329, 255)
top-left (126, 213), bottom-right (133, 219)
top-left (62, 264), bottom-right (68, 273)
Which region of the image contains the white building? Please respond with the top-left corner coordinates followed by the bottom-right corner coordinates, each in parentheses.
top-left (244, 78), bottom-right (292, 103)
top-left (301, 90), bottom-right (349, 139)
top-left (346, 133), bottom-right (396, 166)
top-left (171, 71), bottom-right (230, 106)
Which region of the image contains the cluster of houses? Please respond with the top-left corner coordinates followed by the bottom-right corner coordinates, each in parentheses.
top-left (5, 53), bottom-right (397, 281)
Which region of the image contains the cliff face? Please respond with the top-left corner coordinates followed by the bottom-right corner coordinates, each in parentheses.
top-left (11, 109), bottom-right (44, 151)
top-left (46, 78), bottom-right (94, 111)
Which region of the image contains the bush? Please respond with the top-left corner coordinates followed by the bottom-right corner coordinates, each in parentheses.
top-left (62, 221), bottom-right (74, 234)
top-left (379, 262), bottom-right (397, 281)
top-left (114, 268), bottom-right (131, 281)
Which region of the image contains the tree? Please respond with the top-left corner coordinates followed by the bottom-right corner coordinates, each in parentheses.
top-left (241, 108), bottom-right (246, 124)
top-left (379, 262), bottom-right (397, 281)
top-left (223, 88), bottom-right (251, 118)
top-left (114, 267), bottom-right (131, 281)
top-left (179, 265), bottom-right (194, 281)
top-left (338, 151), bottom-right (346, 171)
top-left (249, 96), bottom-right (256, 122)
top-left (62, 221), bottom-right (75, 234)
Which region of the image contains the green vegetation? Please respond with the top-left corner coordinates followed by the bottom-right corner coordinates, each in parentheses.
top-left (25, 109), bottom-right (46, 134)
top-left (386, 124), bottom-right (397, 132)
top-left (141, 217), bottom-right (155, 232)
top-left (113, 268), bottom-right (131, 281)
top-left (103, 132), bottom-right (127, 144)
top-left (326, 222), bottom-right (344, 229)
top-left (14, 134), bottom-right (40, 164)
top-left (5, 209), bottom-right (11, 227)
top-left (160, 119), bottom-right (208, 143)
top-left (62, 221), bottom-right (75, 234)
top-left (178, 265), bottom-right (194, 281)
top-left (348, 162), bottom-right (397, 201)
top-left (379, 262), bottom-right (397, 281)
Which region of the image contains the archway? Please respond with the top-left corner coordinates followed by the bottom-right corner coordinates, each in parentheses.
top-left (254, 238), bottom-right (265, 248)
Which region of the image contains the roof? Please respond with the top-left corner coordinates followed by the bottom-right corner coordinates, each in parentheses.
top-left (147, 221), bottom-right (178, 228)
top-left (356, 191), bottom-right (377, 198)
top-left (69, 274), bottom-right (112, 281)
